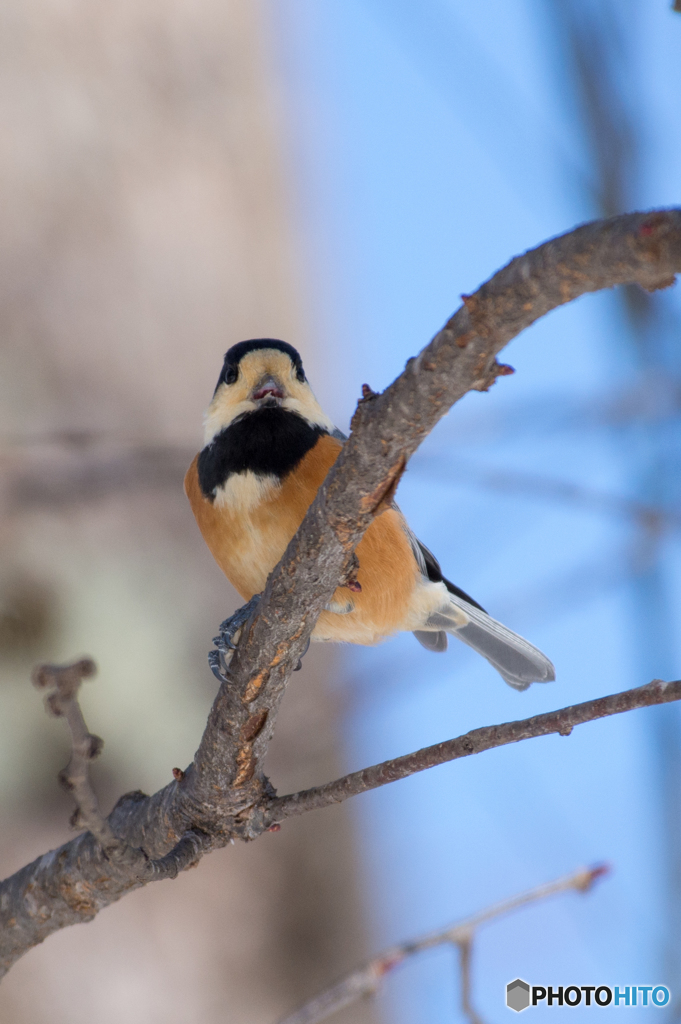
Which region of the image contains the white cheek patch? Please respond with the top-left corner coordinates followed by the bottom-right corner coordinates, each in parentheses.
top-left (213, 471), bottom-right (280, 511)
top-left (203, 396), bottom-right (256, 445)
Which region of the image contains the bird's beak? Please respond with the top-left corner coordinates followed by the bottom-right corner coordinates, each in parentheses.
top-left (252, 374), bottom-right (285, 403)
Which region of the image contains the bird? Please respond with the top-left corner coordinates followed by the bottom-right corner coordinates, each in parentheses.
top-left (184, 339), bottom-right (555, 690)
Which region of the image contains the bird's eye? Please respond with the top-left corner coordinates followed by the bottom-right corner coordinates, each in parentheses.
top-left (224, 366), bottom-right (238, 385)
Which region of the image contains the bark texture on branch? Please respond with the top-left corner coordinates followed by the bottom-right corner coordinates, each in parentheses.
top-left (1, 209), bottom-right (680, 979)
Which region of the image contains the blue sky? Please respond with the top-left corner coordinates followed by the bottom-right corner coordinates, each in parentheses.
top-left (269, 1), bottom-right (681, 1019)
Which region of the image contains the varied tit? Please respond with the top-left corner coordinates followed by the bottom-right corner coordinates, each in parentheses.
top-left (184, 339), bottom-right (555, 690)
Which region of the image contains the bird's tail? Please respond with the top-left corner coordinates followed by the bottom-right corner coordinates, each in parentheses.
top-left (424, 594), bottom-right (555, 691)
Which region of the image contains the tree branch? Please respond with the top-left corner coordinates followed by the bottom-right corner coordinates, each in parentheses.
top-left (1, 209), bottom-right (680, 979)
top-left (32, 660), bottom-right (120, 854)
top-left (267, 678), bottom-right (681, 822)
top-left (275, 865), bottom-right (609, 1024)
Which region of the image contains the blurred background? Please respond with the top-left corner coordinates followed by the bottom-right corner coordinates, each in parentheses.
top-left (0, 0), bottom-right (680, 1021)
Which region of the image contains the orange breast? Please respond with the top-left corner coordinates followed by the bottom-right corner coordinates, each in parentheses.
top-left (185, 433), bottom-right (421, 645)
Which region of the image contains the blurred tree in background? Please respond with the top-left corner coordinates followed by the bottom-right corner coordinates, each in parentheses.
top-left (0, 2), bottom-right (374, 1021)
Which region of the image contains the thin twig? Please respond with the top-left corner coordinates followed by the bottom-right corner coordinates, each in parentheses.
top-left (457, 936), bottom-right (484, 1024)
top-left (32, 659), bottom-right (121, 854)
top-left (268, 679), bottom-right (681, 822)
top-left (275, 865), bottom-right (608, 1024)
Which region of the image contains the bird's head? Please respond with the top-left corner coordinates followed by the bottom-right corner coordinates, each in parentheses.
top-left (203, 339), bottom-right (335, 444)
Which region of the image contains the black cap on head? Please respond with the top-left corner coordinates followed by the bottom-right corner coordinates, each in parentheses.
top-left (215, 339), bottom-right (306, 392)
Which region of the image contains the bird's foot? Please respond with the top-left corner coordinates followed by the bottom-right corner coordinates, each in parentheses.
top-left (209, 594), bottom-right (262, 683)
top-left (215, 594), bottom-right (262, 651)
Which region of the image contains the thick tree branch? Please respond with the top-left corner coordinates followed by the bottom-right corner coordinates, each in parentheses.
top-left (1, 209), bottom-right (680, 978)
top-left (275, 865), bottom-right (609, 1024)
top-left (267, 678), bottom-right (681, 822)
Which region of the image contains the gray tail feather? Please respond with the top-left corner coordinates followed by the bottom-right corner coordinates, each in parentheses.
top-left (413, 629), bottom-right (448, 653)
top-left (425, 595), bottom-right (555, 691)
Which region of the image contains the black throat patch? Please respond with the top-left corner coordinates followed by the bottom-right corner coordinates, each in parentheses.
top-left (198, 407), bottom-right (326, 500)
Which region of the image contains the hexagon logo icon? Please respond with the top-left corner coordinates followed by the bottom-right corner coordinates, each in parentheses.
top-left (507, 979), bottom-right (531, 1012)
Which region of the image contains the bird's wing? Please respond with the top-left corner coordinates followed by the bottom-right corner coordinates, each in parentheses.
top-left (401, 522), bottom-right (493, 653)
top-left (400, 521), bottom-right (554, 688)
top-left (411, 536), bottom-right (487, 611)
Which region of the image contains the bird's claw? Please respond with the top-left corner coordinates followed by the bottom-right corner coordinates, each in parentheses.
top-left (209, 594), bottom-right (262, 681)
top-left (217, 593), bottom-right (262, 647)
top-left (208, 648), bottom-right (230, 683)
top-left (209, 595), bottom-right (309, 681)
top-left (293, 638), bottom-right (311, 672)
